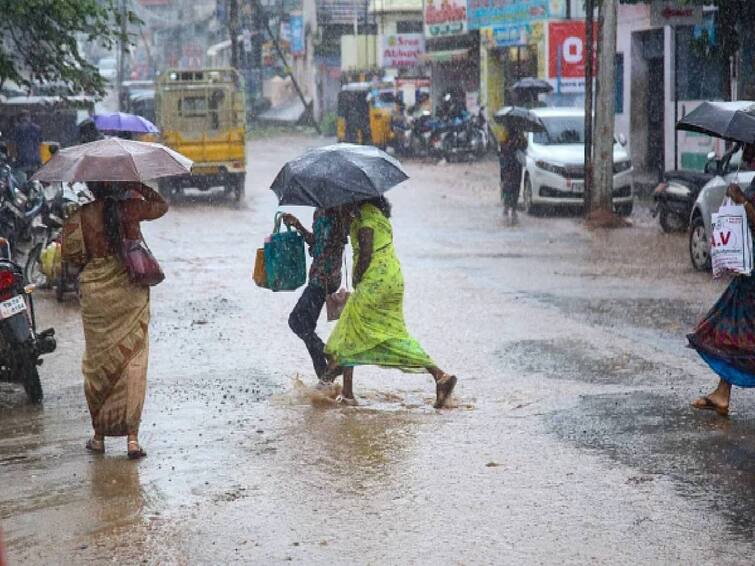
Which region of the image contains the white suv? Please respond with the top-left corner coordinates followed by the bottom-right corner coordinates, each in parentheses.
top-left (520, 107), bottom-right (634, 215)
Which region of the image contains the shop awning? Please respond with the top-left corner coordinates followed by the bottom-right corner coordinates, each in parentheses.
top-left (420, 48), bottom-right (470, 63)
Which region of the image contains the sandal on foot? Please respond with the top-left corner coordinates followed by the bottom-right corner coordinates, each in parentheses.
top-left (86, 437), bottom-right (105, 453)
top-left (127, 440), bottom-right (147, 460)
top-left (336, 395), bottom-right (358, 407)
top-left (691, 396), bottom-right (729, 417)
top-left (434, 375), bottom-right (458, 409)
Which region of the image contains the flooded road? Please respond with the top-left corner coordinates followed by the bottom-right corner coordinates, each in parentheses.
top-left (1, 134), bottom-right (753, 564)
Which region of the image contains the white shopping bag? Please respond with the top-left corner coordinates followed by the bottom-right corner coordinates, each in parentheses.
top-left (710, 198), bottom-right (753, 278)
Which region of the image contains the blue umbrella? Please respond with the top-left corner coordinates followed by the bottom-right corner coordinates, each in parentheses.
top-left (93, 112), bottom-right (159, 134)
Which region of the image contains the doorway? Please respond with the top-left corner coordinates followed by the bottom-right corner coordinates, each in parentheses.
top-left (630, 29), bottom-right (666, 183)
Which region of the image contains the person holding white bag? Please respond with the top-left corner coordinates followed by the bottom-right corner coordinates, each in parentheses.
top-left (689, 143), bottom-right (755, 416)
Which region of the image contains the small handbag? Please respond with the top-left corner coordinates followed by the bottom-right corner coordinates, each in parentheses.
top-left (253, 247), bottom-right (268, 288)
top-left (113, 198), bottom-right (164, 287)
top-left (122, 237), bottom-right (165, 287)
top-left (326, 256), bottom-right (351, 321)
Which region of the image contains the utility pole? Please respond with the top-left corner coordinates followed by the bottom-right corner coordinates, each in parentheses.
top-left (229, 0), bottom-right (240, 69)
top-left (591, 0), bottom-right (617, 216)
top-left (583, 0), bottom-right (594, 212)
top-left (117, 0), bottom-right (128, 111)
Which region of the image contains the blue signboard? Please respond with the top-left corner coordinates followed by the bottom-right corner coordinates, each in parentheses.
top-left (491, 23), bottom-right (532, 47)
top-left (290, 16), bottom-right (304, 55)
top-left (467, 0), bottom-right (565, 31)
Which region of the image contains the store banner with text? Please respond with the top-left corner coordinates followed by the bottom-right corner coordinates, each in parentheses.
top-left (380, 34), bottom-right (425, 68)
top-left (290, 16), bottom-right (304, 56)
top-left (547, 20), bottom-right (598, 93)
top-left (424, 0), bottom-right (468, 38)
top-left (468, 0), bottom-right (565, 31)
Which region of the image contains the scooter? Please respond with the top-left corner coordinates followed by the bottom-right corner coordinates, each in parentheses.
top-left (24, 182), bottom-right (83, 300)
top-left (652, 170), bottom-right (713, 232)
top-left (0, 237), bottom-right (56, 403)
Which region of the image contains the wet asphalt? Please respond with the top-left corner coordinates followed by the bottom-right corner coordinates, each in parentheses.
top-left (1, 134), bottom-right (753, 564)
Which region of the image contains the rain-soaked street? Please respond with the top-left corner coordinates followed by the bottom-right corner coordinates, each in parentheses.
top-left (1, 133), bottom-right (754, 564)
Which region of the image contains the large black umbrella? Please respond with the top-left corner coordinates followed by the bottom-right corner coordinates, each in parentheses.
top-left (270, 143), bottom-right (409, 208)
top-left (676, 101), bottom-right (755, 143)
top-left (494, 106), bottom-right (545, 132)
top-left (510, 77), bottom-right (553, 94)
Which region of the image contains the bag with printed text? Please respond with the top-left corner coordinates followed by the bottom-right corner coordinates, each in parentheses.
top-left (710, 198), bottom-right (753, 278)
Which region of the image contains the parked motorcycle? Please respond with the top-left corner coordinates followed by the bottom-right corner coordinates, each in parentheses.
top-left (0, 144), bottom-right (46, 255)
top-left (652, 169), bottom-right (713, 232)
top-left (441, 108), bottom-right (489, 162)
top-left (24, 182), bottom-right (82, 300)
top-left (0, 237), bottom-right (56, 403)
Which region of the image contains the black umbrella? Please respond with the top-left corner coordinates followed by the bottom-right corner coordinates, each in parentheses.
top-left (676, 101), bottom-right (755, 143)
top-left (510, 77), bottom-right (554, 94)
top-left (270, 143), bottom-right (409, 208)
top-left (494, 106), bottom-right (545, 132)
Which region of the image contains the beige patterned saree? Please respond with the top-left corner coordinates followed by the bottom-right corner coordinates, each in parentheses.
top-left (63, 210), bottom-right (150, 436)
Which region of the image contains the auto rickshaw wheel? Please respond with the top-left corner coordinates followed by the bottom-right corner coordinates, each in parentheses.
top-left (231, 174), bottom-right (245, 204)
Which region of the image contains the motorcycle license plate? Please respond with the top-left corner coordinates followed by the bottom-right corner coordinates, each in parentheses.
top-left (0, 295), bottom-right (26, 319)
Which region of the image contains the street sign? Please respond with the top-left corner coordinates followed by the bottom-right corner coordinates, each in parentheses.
top-left (650, 1), bottom-right (703, 27)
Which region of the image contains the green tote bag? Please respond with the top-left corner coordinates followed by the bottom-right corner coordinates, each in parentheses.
top-left (264, 212), bottom-right (307, 292)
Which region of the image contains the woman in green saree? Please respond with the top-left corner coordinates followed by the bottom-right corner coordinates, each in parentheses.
top-left (325, 197), bottom-right (457, 408)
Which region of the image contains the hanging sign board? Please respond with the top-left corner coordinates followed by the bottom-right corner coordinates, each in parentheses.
top-left (650, 1), bottom-right (703, 27)
top-left (380, 34), bottom-right (425, 68)
top-left (424, 0), bottom-right (468, 38)
top-left (467, 0), bottom-right (565, 31)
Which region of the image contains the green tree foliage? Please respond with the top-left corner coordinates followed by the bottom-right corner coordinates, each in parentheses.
top-left (0, 0), bottom-right (139, 96)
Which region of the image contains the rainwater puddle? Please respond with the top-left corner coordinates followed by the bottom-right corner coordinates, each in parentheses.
top-left (497, 338), bottom-right (683, 386)
top-left (551, 390), bottom-right (755, 540)
top-left (272, 377), bottom-right (473, 413)
top-left (531, 294), bottom-right (707, 335)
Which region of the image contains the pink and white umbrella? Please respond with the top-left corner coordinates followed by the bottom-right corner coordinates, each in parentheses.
top-left (31, 138), bottom-right (192, 183)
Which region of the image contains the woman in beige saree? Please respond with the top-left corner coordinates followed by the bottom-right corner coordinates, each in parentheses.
top-left (62, 182), bottom-right (167, 459)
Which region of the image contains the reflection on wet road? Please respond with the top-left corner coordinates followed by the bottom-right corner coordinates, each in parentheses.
top-left (1, 134), bottom-right (754, 564)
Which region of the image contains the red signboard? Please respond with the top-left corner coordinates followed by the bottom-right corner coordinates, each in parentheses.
top-left (548, 21), bottom-right (597, 79)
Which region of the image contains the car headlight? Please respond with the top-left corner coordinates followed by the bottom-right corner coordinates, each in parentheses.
top-left (535, 160), bottom-right (567, 176)
top-left (613, 160), bottom-right (632, 173)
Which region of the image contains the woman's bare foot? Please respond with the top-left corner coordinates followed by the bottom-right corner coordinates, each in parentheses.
top-left (434, 374), bottom-right (458, 409)
top-left (86, 436), bottom-right (105, 453)
top-left (336, 395), bottom-right (359, 407)
top-left (691, 395), bottom-right (729, 416)
top-left (127, 439), bottom-right (147, 460)
top-left (691, 380), bottom-right (731, 417)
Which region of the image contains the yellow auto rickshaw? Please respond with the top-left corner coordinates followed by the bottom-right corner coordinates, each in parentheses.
top-left (155, 68), bottom-right (247, 201)
top-left (336, 83), bottom-right (398, 148)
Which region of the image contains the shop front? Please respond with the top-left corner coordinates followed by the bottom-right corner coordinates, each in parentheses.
top-left (470, 0), bottom-right (566, 138)
top-left (422, 0), bottom-right (479, 112)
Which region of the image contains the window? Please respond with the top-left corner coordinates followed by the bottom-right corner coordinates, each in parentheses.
top-left (676, 15), bottom-right (723, 100)
top-left (396, 20), bottom-right (422, 34)
top-left (534, 117), bottom-right (585, 145)
top-left (615, 53), bottom-right (624, 114)
top-left (178, 96), bottom-right (207, 117)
